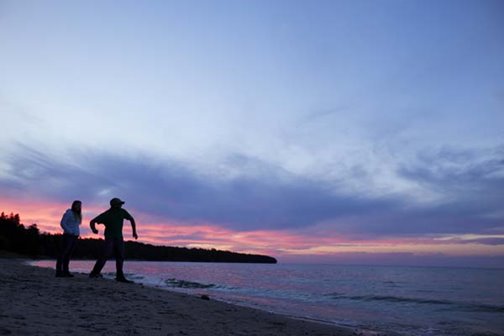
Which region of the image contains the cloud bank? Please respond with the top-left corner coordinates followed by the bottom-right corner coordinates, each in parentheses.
top-left (2, 144), bottom-right (503, 239)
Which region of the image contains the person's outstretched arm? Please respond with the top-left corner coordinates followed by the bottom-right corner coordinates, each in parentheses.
top-left (90, 217), bottom-right (99, 234)
top-left (129, 217), bottom-right (138, 239)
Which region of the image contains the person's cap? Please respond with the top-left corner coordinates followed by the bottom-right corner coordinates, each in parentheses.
top-left (110, 198), bottom-right (125, 206)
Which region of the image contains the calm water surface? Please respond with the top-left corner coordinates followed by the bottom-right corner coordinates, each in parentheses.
top-left (31, 261), bottom-right (504, 336)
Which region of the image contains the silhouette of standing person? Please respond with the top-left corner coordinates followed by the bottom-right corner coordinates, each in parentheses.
top-left (89, 198), bottom-right (138, 283)
top-left (56, 200), bottom-right (82, 277)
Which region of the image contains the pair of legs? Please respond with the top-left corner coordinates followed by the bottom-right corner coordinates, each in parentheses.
top-left (90, 237), bottom-right (127, 279)
top-left (56, 233), bottom-right (78, 277)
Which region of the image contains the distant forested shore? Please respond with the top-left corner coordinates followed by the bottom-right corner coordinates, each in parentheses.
top-left (0, 212), bottom-right (277, 264)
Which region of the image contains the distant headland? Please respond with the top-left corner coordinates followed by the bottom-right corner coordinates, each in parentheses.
top-left (0, 212), bottom-right (277, 264)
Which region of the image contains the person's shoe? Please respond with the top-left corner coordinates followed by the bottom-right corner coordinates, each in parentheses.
top-left (63, 272), bottom-right (74, 277)
top-left (55, 272), bottom-right (64, 278)
top-left (89, 273), bottom-right (103, 278)
top-left (115, 276), bottom-right (134, 284)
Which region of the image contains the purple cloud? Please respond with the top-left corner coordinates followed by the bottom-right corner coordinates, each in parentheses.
top-left (1, 144), bottom-right (503, 238)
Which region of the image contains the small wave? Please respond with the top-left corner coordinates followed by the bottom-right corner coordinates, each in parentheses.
top-left (328, 294), bottom-right (504, 313)
top-left (351, 295), bottom-right (452, 305)
top-left (164, 278), bottom-right (216, 289)
top-left (327, 293), bottom-right (453, 305)
top-left (455, 303), bottom-right (504, 314)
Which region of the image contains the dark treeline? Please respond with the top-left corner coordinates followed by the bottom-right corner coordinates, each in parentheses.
top-left (0, 212), bottom-right (277, 264)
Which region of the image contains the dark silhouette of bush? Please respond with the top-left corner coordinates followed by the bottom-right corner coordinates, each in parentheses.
top-left (0, 212), bottom-right (277, 264)
top-left (0, 212), bottom-right (42, 257)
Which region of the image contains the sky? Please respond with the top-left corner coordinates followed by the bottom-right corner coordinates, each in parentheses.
top-left (1, 0), bottom-right (503, 267)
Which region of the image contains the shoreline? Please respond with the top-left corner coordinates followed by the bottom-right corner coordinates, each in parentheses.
top-left (0, 258), bottom-right (392, 336)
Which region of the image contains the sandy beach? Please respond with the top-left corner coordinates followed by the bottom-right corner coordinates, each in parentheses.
top-left (0, 258), bottom-right (374, 336)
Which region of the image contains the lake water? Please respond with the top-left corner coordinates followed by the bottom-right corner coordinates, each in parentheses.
top-left (31, 260), bottom-right (504, 336)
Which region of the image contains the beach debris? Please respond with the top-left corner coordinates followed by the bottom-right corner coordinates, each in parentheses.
top-left (200, 294), bottom-right (210, 300)
top-left (165, 278), bottom-right (215, 289)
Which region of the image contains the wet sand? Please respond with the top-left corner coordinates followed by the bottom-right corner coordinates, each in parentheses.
top-left (0, 258), bottom-right (389, 336)
top-left (0, 259), bottom-right (366, 336)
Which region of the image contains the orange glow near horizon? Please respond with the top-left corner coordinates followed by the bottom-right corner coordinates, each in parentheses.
top-left (2, 197), bottom-right (504, 262)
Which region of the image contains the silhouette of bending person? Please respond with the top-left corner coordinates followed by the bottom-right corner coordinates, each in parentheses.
top-left (89, 198), bottom-right (138, 283)
top-left (56, 200), bottom-right (82, 277)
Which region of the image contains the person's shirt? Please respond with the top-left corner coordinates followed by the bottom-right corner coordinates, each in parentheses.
top-left (92, 208), bottom-right (133, 239)
top-left (60, 209), bottom-right (81, 236)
